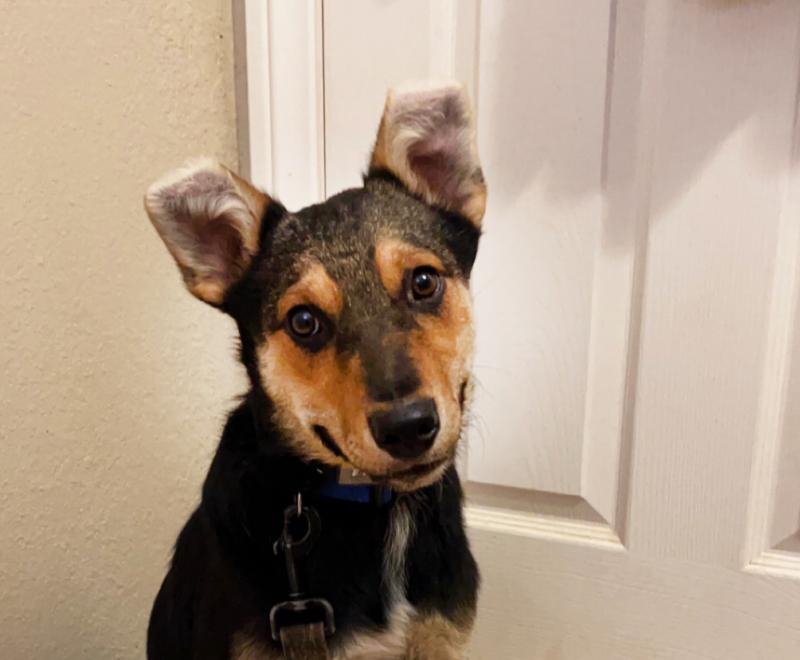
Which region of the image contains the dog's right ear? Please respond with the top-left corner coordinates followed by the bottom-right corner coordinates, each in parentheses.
top-left (144, 158), bottom-right (271, 306)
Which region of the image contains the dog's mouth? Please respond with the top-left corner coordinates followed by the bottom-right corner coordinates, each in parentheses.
top-left (313, 425), bottom-right (347, 460)
top-left (312, 424), bottom-right (450, 482)
top-left (384, 456), bottom-right (449, 480)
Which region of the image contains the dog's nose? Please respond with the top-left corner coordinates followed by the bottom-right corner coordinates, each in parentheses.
top-left (368, 398), bottom-right (439, 459)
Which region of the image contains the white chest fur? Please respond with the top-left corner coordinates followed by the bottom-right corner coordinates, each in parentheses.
top-left (332, 497), bottom-right (416, 659)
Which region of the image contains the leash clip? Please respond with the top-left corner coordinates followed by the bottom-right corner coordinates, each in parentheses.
top-left (269, 497), bottom-right (336, 641)
top-left (269, 598), bottom-right (335, 641)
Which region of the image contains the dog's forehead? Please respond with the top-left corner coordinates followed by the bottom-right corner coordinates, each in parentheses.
top-left (266, 181), bottom-right (453, 293)
top-left (300, 181), bottom-right (447, 256)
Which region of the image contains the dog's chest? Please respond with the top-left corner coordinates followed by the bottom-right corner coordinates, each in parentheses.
top-left (334, 500), bottom-right (415, 658)
top-left (234, 500), bottom-right (416, 660)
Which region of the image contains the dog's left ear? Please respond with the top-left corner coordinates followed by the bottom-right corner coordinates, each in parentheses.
top-left (370, 81), bottom-right (486, 228)
top-left (144, 158), bottom-right (270, 306)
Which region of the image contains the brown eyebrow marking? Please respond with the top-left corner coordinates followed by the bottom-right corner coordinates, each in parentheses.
top-left (374, 238), bottom-right (445, 297)
top-left (277, 261), bottom-right (343, 320)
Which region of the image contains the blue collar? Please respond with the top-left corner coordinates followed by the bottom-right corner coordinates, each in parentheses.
top-left (316, 469), bottom-right (393, 505)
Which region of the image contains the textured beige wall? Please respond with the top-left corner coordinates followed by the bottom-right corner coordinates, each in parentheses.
top-left (0, 2), bottom-right (244, 657)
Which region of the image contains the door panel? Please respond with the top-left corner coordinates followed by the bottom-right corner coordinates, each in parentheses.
top-left (468, 0), bottom-right (611, 496)
top-left (623, 0), bottom-right (800, 567)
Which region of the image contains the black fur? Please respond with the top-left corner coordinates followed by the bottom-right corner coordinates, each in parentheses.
top-left (147, 398), bottom-right (478, 658)
top-left (148, 176), bottom-right (480, 658)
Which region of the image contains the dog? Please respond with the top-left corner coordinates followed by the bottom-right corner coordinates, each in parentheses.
top-left (144, 81), bottom-right (486, 659)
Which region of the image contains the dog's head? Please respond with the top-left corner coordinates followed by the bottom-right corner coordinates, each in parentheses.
top-left (144, 82), bottom-right (485, 490)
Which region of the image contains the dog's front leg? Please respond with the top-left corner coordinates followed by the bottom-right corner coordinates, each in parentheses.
top-left (404, 612), bottom-right (473, 660)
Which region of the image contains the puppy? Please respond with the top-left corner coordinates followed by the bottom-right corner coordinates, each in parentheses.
top-left (144, 81), bottom-right (486, 660)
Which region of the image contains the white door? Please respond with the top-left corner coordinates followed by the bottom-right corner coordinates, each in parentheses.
top-left (244, 1), bottom-right (800, 657)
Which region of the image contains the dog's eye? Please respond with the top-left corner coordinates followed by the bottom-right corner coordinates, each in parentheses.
top-left (408, 267), bottom-right (442, 301)
top-left (287, 306), bottom-right (321, 338)
top-left (284, 306), bottom-right (332, 352)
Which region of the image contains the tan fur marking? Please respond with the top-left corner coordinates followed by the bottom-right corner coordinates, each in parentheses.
top-left (461, 179), bottom-right (487, 229)
top-left (375, 238), bottom-right (445, 298)
top-left (261, 339), bottom-right (419, 477)
top-left (232, 612), bottom-right (471, 660)
top-left (404, 612), bottom-right (473, 660)
top-left (191, 279), bottom-right (228, 306)
top-left (260, 334), bottom-right (365, 467)
top-left (399, 280), bottom-right (474, 491)
top-left (231, 632), bottom-right (281, 660)
top-left (231, 169), bottom-right (271, 227)
top-left (371, 112), bottom-right (391, 173)
top-left (277, 261), bottom-right (343, 320)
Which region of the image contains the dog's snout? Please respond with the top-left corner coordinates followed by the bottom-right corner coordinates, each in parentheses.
top-left (368, 398), bottom-right (439, 459)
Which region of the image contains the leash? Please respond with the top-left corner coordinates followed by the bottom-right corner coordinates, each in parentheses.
top-left (270, 494), bottom-right (334, 660)
top-left (270, 472), bottom-right (393, 659)
top-left (278, 622), bottom-right (329, 659)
